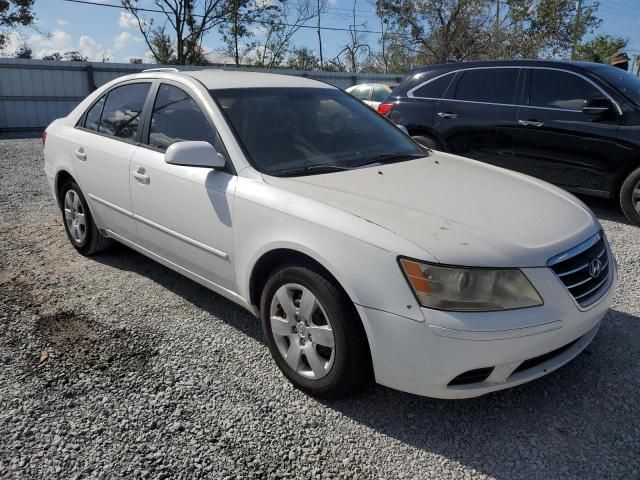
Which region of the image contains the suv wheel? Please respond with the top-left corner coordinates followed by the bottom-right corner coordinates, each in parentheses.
top-left (619, 167), bottom-right (640, 226)
top-left (60, 181), bottom-right (112, 255)
top-left (260, 264), bottom-right (372, 398)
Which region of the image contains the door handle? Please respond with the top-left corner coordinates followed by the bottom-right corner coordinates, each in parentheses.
top-left (132, 167), bottom-right (150, 184)
top-left (518, 120), bottom-right (544, 127)
top-left (74, 148), bottom-right (87, 161)
top-left (437, 112), bottom-right (458, 119)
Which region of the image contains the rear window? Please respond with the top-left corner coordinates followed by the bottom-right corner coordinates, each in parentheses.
top-left (98, 83), bottom-right (151, 141)
top-left (453, 68), bottom-right (519, 104)
top-left (412, 73), bottom-right (455, 99)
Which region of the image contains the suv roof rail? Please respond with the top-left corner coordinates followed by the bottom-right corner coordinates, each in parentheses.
top-left (141, 67), bottom-right (180, 73)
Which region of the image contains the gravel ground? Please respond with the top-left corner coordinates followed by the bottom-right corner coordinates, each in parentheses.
top-left (1, 138), bottom-right (639, 480)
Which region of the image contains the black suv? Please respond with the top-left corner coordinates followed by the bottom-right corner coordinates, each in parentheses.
top-left (379, 60), bottom-right (640, 225)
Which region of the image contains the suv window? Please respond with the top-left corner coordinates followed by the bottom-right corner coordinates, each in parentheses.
top-left (530, 69), bottom-right (601, 110)
top-left (350, 85), bottom-right (371, 101)
top-left (454, 68), bottom-right (519, 104)
top-left (98, 83), bottom-right (150, 140)
top-left (148, 84), bottom-right (218, 151)
top-left (413, 73), bottom-right (455, 98)
top-left (371, 85), bottom-right (391, 102)
top-left (84, 95), bottom-right (105, 131)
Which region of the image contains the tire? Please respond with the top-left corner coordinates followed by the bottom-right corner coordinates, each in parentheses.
top-left (260, 264), bottom-right (373, 398)
top-left (619, 167), bottom-right (640, 226)
top-left (411, 134), bottom-right (439, 151)
top-left (60, 181), bottom-right (112, 255)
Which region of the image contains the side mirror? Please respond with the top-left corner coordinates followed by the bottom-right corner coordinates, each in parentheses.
top-left (582, 98), bottom-right (614, 116)
top-left (396, 124), bottom-right (409, 136)
top-left (165, 141), bottom-right (226, 169)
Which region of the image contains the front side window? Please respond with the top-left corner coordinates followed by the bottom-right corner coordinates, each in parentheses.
top-left (454, 68), bottom-right (519, 104)
top-left (212, 87), bottom-right (424, 176)
top-left (149, 84), bottom-right (218, 151)
top-left (84, 95), bottom-right (105, 131)
top-left (530, 69), bottom-right (601, 110)
top-left (98, 83), bottom-right (151, 140)
top-left (413, 72), bottom-right (455, 99)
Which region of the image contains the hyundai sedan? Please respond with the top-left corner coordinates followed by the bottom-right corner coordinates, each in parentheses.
top-left (43, 68), bottom-right (617, 398)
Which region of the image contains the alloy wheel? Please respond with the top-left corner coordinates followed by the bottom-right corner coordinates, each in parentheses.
top-left (64, 189), bottom-right (87, 244)
top-left (269, 283), bottom-right (336, 380)
top-left (633, 179), bottom-right (640, 214)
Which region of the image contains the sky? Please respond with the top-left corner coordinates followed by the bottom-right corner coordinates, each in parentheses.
top-left (2, 0), bottom-right (640, 67)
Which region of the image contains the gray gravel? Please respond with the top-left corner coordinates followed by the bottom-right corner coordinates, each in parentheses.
top-left (1, 138), bottom-right (639, 480)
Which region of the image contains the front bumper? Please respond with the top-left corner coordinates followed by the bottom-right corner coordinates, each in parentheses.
top-left (357, 263), bottom-right (617, 399)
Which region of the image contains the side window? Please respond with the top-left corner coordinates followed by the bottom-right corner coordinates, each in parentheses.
top-left (84, 95), bottom-right (105, 131)
top-left (371, 85), bottom-right (391, 102)
top-left (413, 73), bottom-right (455, 99)
top-left (454, 68), bottom-right (519, 104)
top-left (350, 85), bottom-right (371, 101)
top-left (98, 83), bottom-right (150, 141)
top-left (530, 69), bottom-right (601, 110)
top-left (148, 84), bottom-right (218, 151)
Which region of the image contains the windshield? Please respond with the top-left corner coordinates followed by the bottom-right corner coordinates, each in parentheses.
top-left (592, 65), bottom-right (640, 106)
top-left (210, 87), bottom-right (424, 176)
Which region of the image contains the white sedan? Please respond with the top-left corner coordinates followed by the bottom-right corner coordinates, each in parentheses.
top-left (43, 68), bottom-right (616, 399)
top-left (345, 83), bottom-right (393, 109)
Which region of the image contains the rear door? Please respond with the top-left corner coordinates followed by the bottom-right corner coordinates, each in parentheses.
top-left (129, 81), bottom-right (237, 292)
top-left (513, 68), bottom-right (623, 193)
top-left (433, 67), bottom-right (521, 168)
top-left (68, 81), bottom-right (152, 240)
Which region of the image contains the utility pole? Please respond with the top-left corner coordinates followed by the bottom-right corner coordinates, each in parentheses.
top-left (317, 0), bottom-right (324, 71)
top-left (495, 0), bottom-right (500, 58)
top-left (571, 0), bottom-right (583, 60)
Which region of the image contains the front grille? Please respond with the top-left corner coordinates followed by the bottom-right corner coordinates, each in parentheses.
top-left (447, 367), bottom-right (494, 386)
top-left (548, 232), bottom-right (610, 309)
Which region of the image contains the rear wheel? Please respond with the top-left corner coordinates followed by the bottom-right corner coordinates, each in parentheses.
top-left (411, 134), bottom-right (439, 151)
top-left (619, 167), bottom-right (640, 226)
top-left (260, 264), bottom-right (372, 398)
top-left (60, 181), bottom-right (112, 255)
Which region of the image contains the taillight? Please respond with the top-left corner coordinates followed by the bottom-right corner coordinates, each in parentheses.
top-left (377, 101), bottom-right (395, 116)
top-left (42, 130), bottom-right (47, 146)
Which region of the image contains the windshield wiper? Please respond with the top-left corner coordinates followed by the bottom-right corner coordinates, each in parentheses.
top-left (269, 164), bottom-right (353, 177)
top-left (347, 152), bottom-right (426, 168)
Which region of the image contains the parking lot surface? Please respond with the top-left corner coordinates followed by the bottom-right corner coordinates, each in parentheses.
top-left (1, 138), bottom-right (639, 479)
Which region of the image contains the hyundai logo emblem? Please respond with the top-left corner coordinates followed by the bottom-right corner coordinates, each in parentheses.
top-left (588, 258), bottom-right (603, 279)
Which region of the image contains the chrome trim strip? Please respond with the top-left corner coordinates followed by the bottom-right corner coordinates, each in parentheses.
top-left (574, 274), bottom-right (609, 301)
top-left (547, 232), bottom-right (601, 266)
top-left (557, 262), bottom-right (589, 277)
top-left (133, 214), bottom-right (228, 259)
top-left (88, 193), bottom-right (228, 260)
top-left (407, 66), bottom-right (623, 115)
top-left (88, 193), bottom-right (133, 217)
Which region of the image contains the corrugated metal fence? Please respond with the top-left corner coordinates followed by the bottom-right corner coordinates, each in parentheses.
top-left (0, 58), bottom-right (402, 133)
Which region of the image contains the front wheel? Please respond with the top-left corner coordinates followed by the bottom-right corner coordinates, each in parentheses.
top-left (260, 264), bottom-right (372, 398)
top-left (60, 181), bottom-right (112, 255)
top-left (619, 167), bottom-right (640, 226)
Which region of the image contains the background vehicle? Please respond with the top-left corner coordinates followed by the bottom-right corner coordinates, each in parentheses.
top-left (379, 60), bottom-right (640, 226)
top-left (345, 83), bottom-right (393, 109)
top-left (43, 69), bottom-right (615, 400)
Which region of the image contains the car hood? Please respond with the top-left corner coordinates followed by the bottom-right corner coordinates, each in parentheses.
top-left (262, 153), bottom-right (599, 267)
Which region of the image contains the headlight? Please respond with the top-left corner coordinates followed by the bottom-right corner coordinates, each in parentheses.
top-left (399, 258), bottom-right (543, 311)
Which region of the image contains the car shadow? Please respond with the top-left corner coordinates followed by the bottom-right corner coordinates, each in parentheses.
top-left (93, 243), bottom-right (639, 479)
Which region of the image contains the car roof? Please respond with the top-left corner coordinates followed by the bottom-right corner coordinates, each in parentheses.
top-left (177, 69), bottom-right (334, 90)
top-left (407, 59), bottom-right (610, 76)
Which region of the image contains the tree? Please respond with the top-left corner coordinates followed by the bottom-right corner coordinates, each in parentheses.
top-left (42, 52), bottom-right (62, 61)
top-left (0, 0), bottom-right (35, 50)
top-left (576, 35), bottom-right (627, 64)
top-left (14, 43), bottom-right (31, 58)
top-left (150, 26), bottom-right (177, 63)
top-left (122, 0), bottom-right (235, 65)
top-left (219, 0), bottom-right (276, 67)
top-left (255, 0), bottom-right (322, 69)
top-left (332, 0), bottom-right (372, 72)
top-left (286, 47), bottom-right (319, 71)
